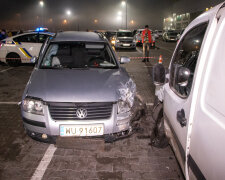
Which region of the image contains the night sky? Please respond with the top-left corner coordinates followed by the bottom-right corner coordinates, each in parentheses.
top-left (0, 0), bottom-right (223, 31)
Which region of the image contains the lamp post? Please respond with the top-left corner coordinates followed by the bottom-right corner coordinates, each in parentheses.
top-left (39, 1), bottom-right (44, 26)
top-left (121, 0), bottom-right (127, 29)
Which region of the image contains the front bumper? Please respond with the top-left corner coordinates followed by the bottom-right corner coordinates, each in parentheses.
top-left (115, 42), bottom-right (136, 49)
top-left (22, 103), bottom-right (132, 140)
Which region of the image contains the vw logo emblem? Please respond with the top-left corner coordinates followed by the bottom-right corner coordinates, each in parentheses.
top-left (76, 108), bottom-right (87, 119)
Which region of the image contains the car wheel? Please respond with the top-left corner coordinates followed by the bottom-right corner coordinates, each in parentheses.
top-left (6, 53), bottom-right (21, 67)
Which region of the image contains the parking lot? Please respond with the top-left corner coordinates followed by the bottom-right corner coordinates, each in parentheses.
top-left (0, 40), bottom-right (184, 180)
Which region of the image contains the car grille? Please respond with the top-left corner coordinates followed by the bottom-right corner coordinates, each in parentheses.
top-left (48, 102), bottom-right (113, 121)
top-left (120, 40), bottom-right (133, 43)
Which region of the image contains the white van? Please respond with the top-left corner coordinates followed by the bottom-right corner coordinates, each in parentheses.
top-left (152, 2), bottom-right (225, 179)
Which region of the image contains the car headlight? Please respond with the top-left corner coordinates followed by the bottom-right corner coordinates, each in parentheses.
top-left (117, 79), bottom-right (136, 114)
top-left (118, 100), bottom-right (130, 114)
top-left (22, 97), bottom-right (44, 115)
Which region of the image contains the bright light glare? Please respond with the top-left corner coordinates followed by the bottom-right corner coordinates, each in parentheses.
top-left (66, 10), bottom-right (71, 16)
top-left (118, 11), bottom-right (122, 16)
top-left (121, 1), bottom-right (126, 6)
top-left (117, 16), bottom-right (122, 21)
top-left (39, 1), bottom-right (44, 7)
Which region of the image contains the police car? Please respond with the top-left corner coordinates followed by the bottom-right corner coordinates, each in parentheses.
top-left (0, 28), bottom-right (54, 66)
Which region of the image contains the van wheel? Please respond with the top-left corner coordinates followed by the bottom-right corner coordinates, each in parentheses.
top-left (150, 98), bottom-right (169, 148)
top-left (6, 53), bottom-right (21, 67)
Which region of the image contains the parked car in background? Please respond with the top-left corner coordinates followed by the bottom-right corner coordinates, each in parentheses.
top-left (134, 29), bottom-right (156, 48)
top-left (162, 31), bottom-right (179, 42)
top-left (21, 31), bottom-right (136, 143)
top-left (0, 31), bottom-right (54, 66)
top-left (177, 29), bottom-right (185, 40)
top-left (115, 30), bottom-right (136, 50)
top-left (152, 2), bottom-right (225, 179)
top-left (134, 29), bottom-right (144, 46)
top-left (155, 30), bottom-right (163, 37)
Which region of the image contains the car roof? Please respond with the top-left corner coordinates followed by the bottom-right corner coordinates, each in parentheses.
top-left (117, 30), bottom-right (132, 32)
top-left (10, 32), bottom-right (54, 38)
top-left (52, 31), bottom-right (105, 43)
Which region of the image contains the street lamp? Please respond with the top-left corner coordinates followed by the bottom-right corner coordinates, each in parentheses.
top-left (66, 10), bottom-right (71, 16)
top-left (39, 1), bottom-right (44, 26)
top-left (121, 0), bottom-right (127, 29)
top-left (39, 1), bottom-right (44, 7)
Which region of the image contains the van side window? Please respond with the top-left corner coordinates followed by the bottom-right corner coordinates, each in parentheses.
top-left (169, 23), bottom-right (208, 98)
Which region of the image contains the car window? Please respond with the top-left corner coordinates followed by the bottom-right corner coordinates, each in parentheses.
top-left (117, 32), bottom-right (133, 37)
top-left (169, 22), bottom-right (208, 98)
top-left (38, 34), bottom-right (49, 43)
top-left (13, 34), bottom-right (38, 43)
top-left (41, 42), bottom-right (118, 69)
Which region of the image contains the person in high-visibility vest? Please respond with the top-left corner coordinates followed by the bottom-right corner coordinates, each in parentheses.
top-left (141, 25), bottom-right (152, 62)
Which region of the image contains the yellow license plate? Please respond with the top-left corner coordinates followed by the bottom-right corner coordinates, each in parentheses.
top-left (60, 124), bottom-right (104, 137)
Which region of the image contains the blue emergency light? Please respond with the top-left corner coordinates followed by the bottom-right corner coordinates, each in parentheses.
top-left (35, 27), bottom-right (44, 32)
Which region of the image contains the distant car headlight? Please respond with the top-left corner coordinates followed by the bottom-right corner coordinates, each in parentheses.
top-left (22, 97), bottom-right (44, 115)
top-left (111, 40), bottom-right (116, 44)
top-left (117, 79), bottom-right (136, 114)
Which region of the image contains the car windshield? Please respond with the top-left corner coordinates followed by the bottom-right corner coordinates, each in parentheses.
top-left (168, 32), bottom-right (178, 36)
top-left (117, 32), bottom-right (133, 37)
top-left (40, 42), bottom-right (118, 69)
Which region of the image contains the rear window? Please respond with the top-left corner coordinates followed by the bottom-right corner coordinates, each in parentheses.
top-left (117, 32), bottom-right (133, 37)
top-left (168, 32), bottom-right (178, 36)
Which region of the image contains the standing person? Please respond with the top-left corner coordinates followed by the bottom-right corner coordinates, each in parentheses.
top-left (141, 25), bottom-right (152, 62)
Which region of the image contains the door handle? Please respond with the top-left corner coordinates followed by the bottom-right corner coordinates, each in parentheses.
top-left (177, 109), bottom-right (187, 127)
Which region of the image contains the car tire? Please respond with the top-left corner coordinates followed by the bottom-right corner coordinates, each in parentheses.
top-left (6, 53), bottom-right (21, 67)
top-left (150, 97), bottom-right (169, 148)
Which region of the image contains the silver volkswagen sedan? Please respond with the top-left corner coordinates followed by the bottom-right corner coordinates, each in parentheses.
top-left (21, 31), bottom-right (136, 142)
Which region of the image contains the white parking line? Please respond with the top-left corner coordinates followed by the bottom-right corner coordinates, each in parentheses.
top-left (0, 67), bottom-right (14, 73)
top-left (136, 47), bottom-right (143, 54)
top-left (0, 102), bottom-right (19, 105)
top-left (31, 144), bottom-right (57, 180)
top-left (144, 66), bottom-right (153, 68)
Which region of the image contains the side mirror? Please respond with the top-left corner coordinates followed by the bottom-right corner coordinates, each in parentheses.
top-left (175, 67), bottom-right (190, 87)
top-left (120, 56), bottom-right (130, 64)
top-left (30, 56), bottom-right (38, 63)
top-left (153, 64), bottom-right (166, 85)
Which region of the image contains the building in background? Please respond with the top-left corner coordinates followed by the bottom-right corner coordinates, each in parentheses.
top-left (163, 11), bottom-right (202, 31)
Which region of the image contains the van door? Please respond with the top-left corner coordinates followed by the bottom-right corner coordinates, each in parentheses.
top-left (163, 23), bottom-right (208, 171)
top-left (189, 7), bottom-right (225, 179)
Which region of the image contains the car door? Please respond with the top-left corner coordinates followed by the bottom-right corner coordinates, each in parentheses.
top-left (188, 7), bottom-right (225, 179)
top-left (163, 22), bottom-right (209, 167)
top-left (14, 33), bottom-right (40, 61)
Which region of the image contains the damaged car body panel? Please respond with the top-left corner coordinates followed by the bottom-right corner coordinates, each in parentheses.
top-left (21, 31), bottom-right (141, 143)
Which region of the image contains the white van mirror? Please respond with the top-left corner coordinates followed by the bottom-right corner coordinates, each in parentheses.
top-left (175, 67), bottom-right (190, 87)
top-left (153, 64), bottom-right (166, 85)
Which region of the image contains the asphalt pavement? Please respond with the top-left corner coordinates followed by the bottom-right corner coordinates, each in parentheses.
top-left (0, 39), bottom-right (183, 180)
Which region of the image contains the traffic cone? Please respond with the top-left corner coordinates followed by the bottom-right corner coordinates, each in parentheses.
top-left (158, 55), bottom-right (163, 64)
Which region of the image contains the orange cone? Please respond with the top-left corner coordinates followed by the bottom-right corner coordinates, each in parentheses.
top-left (158, 55), bottom-right (163, 64)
